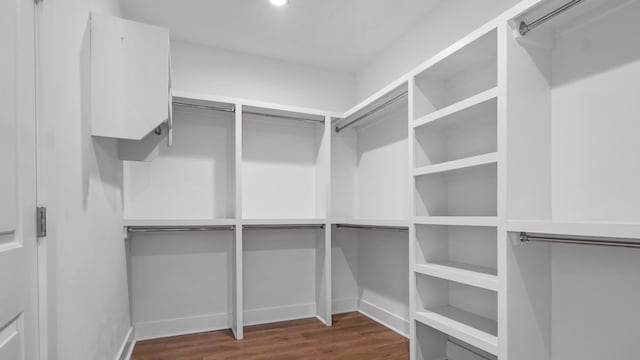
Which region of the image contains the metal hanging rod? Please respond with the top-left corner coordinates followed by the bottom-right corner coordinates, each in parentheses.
top-left (243, 110), bottom-right (325, 124)
top-left (520, 232), bottom-right (640, 249)
top-left (173, 102), bottom-right (236, 113)
top-left (243, 224), bottom-right (325, 231)
top-left (336, 224), bottom-right (409, 232)
top-left (127, 225), bottom-right (236, 233)
top-left (519, 0), bottom-right (585, 36)
top-left (173, 102), bottom-right (323, 124)
top-left (335, 91), bottom-right (408, 133)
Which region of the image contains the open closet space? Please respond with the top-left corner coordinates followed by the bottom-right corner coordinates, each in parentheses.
top-left (16, 0), bottom-right (640, 359)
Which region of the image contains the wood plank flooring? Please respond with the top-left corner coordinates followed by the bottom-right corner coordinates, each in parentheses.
top-left (131, 312), bottom-right (409, 360)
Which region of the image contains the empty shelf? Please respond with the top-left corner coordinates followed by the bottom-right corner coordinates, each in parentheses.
top-left (413, 153), bottom-right (498, 177)
top-left (414, 262), bottom-right (498, 291)
top-left (415, 306), bottom-right (498, 355)
top-left (413, 217), bottom-right (498, 227)
top-left (413, 88), bottom-right (498, 129)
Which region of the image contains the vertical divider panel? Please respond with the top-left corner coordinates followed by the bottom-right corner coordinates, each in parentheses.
top-left (233, 104), bottom-right (243, 340)
top-left (317, 115), bottom-right (333, 325)
top-left (496, 23), bottom-right (508, 360)
top-left (408, 77), bottom-right (417, 360)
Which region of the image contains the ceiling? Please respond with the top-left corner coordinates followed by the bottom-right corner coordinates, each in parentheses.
top-left (122, 0), bottom-right (442, 72)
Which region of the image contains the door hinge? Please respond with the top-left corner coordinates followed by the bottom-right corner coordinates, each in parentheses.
top-left (37, 207), bottom-right (47, 238)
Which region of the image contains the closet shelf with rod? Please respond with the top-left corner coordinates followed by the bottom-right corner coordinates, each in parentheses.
top-left (518, 0), bottom-right (585, 36)
top-left (519, 232), bottom-right (640, 249)
top-left (333, 83), bottom-right (408, 133)
top-left (126, 225), bottom-right (236, 233)
top-left (335, 224), bottom-right (408, 232)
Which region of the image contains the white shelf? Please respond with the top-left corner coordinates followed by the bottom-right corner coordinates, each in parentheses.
top-left (123, 218), bottom-right (236, 227)
top-left (242, 218), bottom-right (327, 226)
top-left (415, 306), bottom-right (498, 356)
top-left (332, 218), bottom-right (410, 228)
top-left (413, 87), bottom-right (498, 129)
top-left (507, 220), bottom-right (640, 241)
top-left (413, 153), bottom-right (498, 177)
top-left (413, 217), bottom-right (498, 227)
top-left (414, 262), bottom-right (498, 291)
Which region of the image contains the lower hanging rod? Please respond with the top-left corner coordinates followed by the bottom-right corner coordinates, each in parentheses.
top-left (336, 224), bottom-right (408, 232)
top-left (335, 91), bottom-right (408, 133)
top-left (127, 225), bottom-right (236, 233)
top-left (243, 224), bottom-right (325, 231)
top-left (519, 232), bottom-right (640, 249)
top-left (519, 0), bottom-right (585, 36)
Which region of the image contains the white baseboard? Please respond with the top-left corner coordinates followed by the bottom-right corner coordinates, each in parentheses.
top-left (332, 297), bottom-right (358, 314)
top-left (134, 313), bottom-right (231, 341)
top-left (358, 299), bottom-right (410, 338)
top-left (244, 303), bottom-right (316, 326)
top-left (116, 327), bottom-right (135, 360)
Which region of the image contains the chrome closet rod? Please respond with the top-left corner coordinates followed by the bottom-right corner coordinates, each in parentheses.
top-left (173, 102), bottom-right (236, 113)
top-left (243, 224), bottom-right (325, 231)
top-left (172, 102), bottom-right (324, 123)
top-left (127, 225), bottom-right (236, 233)
top-left (243, 110), bottom-right (325, 124)
top-left (519, 0), bottom-right (585, 36)
top-left (335, 91), bottom-right (408, 133)
top-left (336, 224), bottom-right (408, 232)
top-left (520, 232), bottom-right (640, 249)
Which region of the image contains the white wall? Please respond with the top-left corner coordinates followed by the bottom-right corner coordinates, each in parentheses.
top-left (171, 41), bottom-right (356, 112)
top-left (38, 0), bottom-right (132, 359)
top-left (356, 0), bottom-right (520, 101)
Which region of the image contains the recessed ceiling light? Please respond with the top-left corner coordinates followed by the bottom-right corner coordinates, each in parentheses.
top-left (270, 0), bottom-right (288, 6)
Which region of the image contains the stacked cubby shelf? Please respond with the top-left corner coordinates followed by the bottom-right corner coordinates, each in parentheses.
top-left (410, 27), bottom-right (501, 359)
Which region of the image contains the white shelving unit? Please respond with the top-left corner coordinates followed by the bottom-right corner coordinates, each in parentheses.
top-left (121, 1), bottom-right (640, 359)
top-left (410, 25), bottom-right (502, 360)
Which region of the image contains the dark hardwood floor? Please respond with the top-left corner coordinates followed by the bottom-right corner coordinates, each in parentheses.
top-left (131, 312), bottom-right (409, 360)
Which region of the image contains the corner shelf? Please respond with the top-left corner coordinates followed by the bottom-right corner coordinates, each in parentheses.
top-left (415, 307), bottom-right (498, 356)
top-left (414, 263), bottom-right (498, 291)
top-left (412, 87), bottom-right (498, 129)
top-left (413, 153), bottom-right (498, 177)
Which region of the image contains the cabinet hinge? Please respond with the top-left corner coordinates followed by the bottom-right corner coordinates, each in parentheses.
top-left (37, 207), bottom-right (47, 238)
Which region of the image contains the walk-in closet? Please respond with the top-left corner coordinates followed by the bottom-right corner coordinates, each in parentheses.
top-left (3, 0), bottom-right (640, 359)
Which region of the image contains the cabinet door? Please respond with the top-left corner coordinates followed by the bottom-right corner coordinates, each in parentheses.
top-left (91, 13), bottom-right (170, 140)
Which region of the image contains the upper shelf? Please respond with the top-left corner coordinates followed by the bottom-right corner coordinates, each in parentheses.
top-left (413, 87), bottom-right (498, 130)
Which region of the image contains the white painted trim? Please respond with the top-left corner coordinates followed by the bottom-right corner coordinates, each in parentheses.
top-left (243, 303), bottom-right (316, 326)
top-left (134, 313), bottom-right (231, 341)
top-left (332, 298), bottom-right (359, 314)
top-left (115, 327), bottom-right (135, 360)
top-left (358, 300), bottom-right (410, 338)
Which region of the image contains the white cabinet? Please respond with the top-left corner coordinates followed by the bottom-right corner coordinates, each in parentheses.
top-left (90, 13), bottom-right (171, 161)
